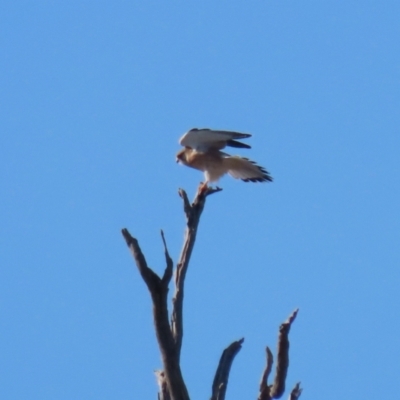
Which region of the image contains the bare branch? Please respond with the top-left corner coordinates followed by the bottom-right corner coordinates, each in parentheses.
top-left (288, 382), bottom-right (302, 400)
top-left (160, 230), bottom-right (173, 285)
top-left (210, 338), bottom-right (244, 400)
top-left (178, 188), bottom-right (191, 220)
top-left (258, 347), bottom-right (274, 400)
top-left (171, 184), bottom-right (222, 359)
top-left (270, 309), bottom-right (299, 399)
top-left (122, 185), bottom-right (220, 400)
top-left (122, 228), bottom-right (190, 400)
top-left (121, 228), bottom-right (161, 291)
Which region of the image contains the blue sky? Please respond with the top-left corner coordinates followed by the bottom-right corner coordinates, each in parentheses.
top-left (1, 2), bottom-right (399, 399)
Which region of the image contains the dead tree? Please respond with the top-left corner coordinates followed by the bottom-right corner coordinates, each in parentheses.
top-left (122, 184), bottom-right (302, 400)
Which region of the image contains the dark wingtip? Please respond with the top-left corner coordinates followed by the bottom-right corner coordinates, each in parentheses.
top-left (242, 175), bottom-right (273, 183)
top-left (231, 133), bottom-right (252, 140)
top-left (242, 162), bottom-right (273, 183)
top-left (226, 139), bottom-right (251, 149)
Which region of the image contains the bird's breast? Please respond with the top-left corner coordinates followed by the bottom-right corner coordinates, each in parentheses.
top-left (187, 151), bottom-right (223, 171)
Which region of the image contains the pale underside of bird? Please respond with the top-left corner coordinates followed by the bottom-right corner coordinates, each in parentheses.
top-left (176, 128), bottom-right (273, 185)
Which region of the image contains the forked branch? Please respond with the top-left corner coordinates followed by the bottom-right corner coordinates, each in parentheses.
top-left (171, 185), bottom-right (222, 359)
top-left (121, 228), bottom-right (189, 400)
top-left (122, 183), bottom-right (221, 400)
top-left (258, 309), bottom-right (301, 400)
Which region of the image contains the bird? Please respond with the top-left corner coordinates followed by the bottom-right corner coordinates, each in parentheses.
top-left (176, 128), bottom-right (273, 185)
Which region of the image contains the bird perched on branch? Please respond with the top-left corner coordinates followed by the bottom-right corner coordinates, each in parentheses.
top-left (176, 128), bottom-right (273, 186)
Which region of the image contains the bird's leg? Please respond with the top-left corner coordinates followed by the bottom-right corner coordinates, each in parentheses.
top-left (197, 181), bottom-right (223, 197)
top-left (199, 181), bottom-right (209, 194)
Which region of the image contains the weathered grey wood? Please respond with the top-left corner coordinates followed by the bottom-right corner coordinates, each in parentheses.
top-left (155, 370), bottom-right (172, 400)
top-left (210, 338), bottom-right (244, 400)
top-left (257, 310), bottom-right (300, 400)
top-left (122, 183), bottom-right (221, 400)
top-left (171, 185), bottom-right (222, 360)
top-left (270, 309), bottom-right (299, 399)
top-left (121, 229), bottom-right (189, 400)
top-left (258, 347), bottom-right (274, 400)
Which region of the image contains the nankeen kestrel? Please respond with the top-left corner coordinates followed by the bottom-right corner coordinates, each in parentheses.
top-left (176, 128), bottom-right (273, 184)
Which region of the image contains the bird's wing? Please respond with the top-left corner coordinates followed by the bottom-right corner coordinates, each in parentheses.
top-left (224, 156), bottom-right (273, 183)
top-left (179, 128), bottom-right (251, 151)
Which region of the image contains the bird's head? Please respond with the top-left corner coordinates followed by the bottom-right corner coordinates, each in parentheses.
top-left (176, 148), bottom-right (189, 165)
